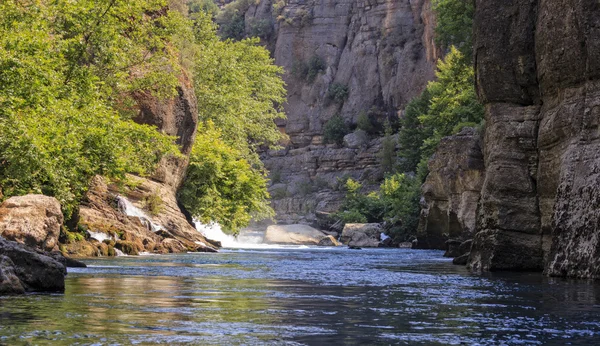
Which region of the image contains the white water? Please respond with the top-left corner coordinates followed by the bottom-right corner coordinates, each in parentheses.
top-left (88, 231), bottom-right (112, 243)
top-left (116, 196), bottom-right (163, 232)
top-left (193, 221), bottom-right (315, 250)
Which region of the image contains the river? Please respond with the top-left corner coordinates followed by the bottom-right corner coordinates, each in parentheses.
top-left (1, 247), bottom-right (600, 345)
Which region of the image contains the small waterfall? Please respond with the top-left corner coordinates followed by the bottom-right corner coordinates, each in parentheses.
top-left (88, 231), bottom-right (112, 243)
top-left (116, 196), bottom-right (163, 232)
top-left (114, 248), bottom-right (127, 256)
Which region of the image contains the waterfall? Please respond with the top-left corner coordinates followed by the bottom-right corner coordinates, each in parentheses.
top-left (88, 231), bottom-right (112, 243)
top-left (116, 196), bottom-right (163, 232)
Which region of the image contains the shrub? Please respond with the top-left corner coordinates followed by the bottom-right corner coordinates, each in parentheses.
top-left (142, 191), bottom-right (163, 216)
top-left (327, 83), bottom-right (349, 103)
top-left (323, 115), bottom-right (349, 145)
top-left (248, 18), bottom-right (274, 40)
top-left (379, 121), bottom-right (397, 174)
top-left (306, 55), bottom-right (326, 82)
top-left (356, 111), bottom-right (375, 134)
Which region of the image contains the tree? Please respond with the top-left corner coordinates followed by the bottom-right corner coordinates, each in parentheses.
top-left (432, 0), bottom-right (474, 59)
top-left (0, 0), bottom-right (184, 217)
top-left (178, 122), bottom-right (274, 234)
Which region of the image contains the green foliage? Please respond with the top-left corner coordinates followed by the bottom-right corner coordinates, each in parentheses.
top-left (334, 174), bottom-right (422, 240)
top-left (188, 0), bottom-right (220, 17)
top-left (179, 122), bottom-right (274, 235)
top-left (323, 115), bottom-right (349, 145)
top-left (379, 121), bottom-right (397, 174)
top-left (397, 46), bottom-right (483, 174)
top-left (356, 112), bottom-right (375, 134)
top-left (327, 83), bottom-right (349, 103)
top-left (142, 191), bottom-right (164, 217)
top-left (192, 14), bottom-right (286, 157)
top-left (292, 55), bottom-right (326, 83)
top-left (432, 0), bottom-right (474, 58)
top-left (0, 0), bottom-right (183, 217)
top-left (215, 0), bottom-right (254, 40)
top-left (247, 18), bottom-right (274, 40)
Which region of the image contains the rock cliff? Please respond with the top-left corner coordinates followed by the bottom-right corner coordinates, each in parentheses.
top-left (242, 0), bottom-right (439, 224)
top-left (467, 0), bottom-right (600, 278)
top-left (416, 128), bottom-right (484, 249)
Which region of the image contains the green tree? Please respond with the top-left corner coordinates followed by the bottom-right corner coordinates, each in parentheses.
top-left (432, 0), bottom-right (474, 59)
top-left (323, 115), bottom-right (349, 145)
top-left (397, 89), bottom-right (432, 172)
top-left (379, 121), bottom-right (396, 174)
top-left (179, 122), bottom-right (274, 234)
top-left (0, 0), bottom-right (184, 217)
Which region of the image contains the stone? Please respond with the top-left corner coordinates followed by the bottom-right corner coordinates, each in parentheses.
top-left (318, 235), bottom-right (341, 247)
top-left (467, 0), bottom-right (600, 277)
top-left (0, 195), bottom-right (63, 252)
top-left (0, 255), bottom-right (24, 294)
top-left (243, 0), bottom-right (440, 225)
top-left (417, 128), bottom-right (484, 250)
top-left (453, 253), bottom-right (469, 266)
top-left (264, 224), bottom-right (327, 245)
top-left (0, 237), bottom-right (66, 292)
top-left (444, 239), bottom-right (462, 258)
top-left (340, 223), bottom-right (382, 248)
top-left (343, 130), bottom-right (368, 149)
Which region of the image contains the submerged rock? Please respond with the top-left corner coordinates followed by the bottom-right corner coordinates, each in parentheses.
top-left (0, 195), bottom-right (63, 252)
top-left (264, 224), bottom-right (326, 245)
top-left (0, 237), bottom-right (66, 293)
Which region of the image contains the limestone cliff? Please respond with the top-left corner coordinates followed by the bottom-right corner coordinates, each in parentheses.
top-left (467, 0), bottom-right (600, 278)
top-left (416, 128), bottom-right (484, 250)
top-left (243, 0), bottom-right (439, 224)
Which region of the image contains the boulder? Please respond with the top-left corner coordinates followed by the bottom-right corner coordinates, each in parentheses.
top-left (318, 235), bottom-right (341, 247)
top-left (453, 253), bottom-right (469, 266)
top-left (264, 224), bottom-right (327, 245)
top-left (444, 239), bottom-right (463, 258)
top-left (340, 223), bottom-right (382, 248)
top-left (0, 195), bottom-right (63, 252)
top-left (343, 130), bottom-right (368, 149)
top-left (0, 255), bottom-right (24, 294)
top-left (0, 237), bottom-right (66, 293)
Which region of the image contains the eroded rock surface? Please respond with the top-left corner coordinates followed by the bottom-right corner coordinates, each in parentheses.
top-left (467, 0), bottom-right (600, 278)
top-left (0, 195), bottom-right (63, 252)
top-left (417, 128), bottom-right (484, 249)
top-left (242, 0), bottom-right (439, 224)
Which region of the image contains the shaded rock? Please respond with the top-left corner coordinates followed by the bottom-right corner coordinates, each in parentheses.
top-left (378, 237), bottom-right (394, 248)
top-left (343, 130), bottom-right (368, 149)
top-left (0, 237), bottom-right (66, 292)
top-left (417, 128), bottom-right (484, 250)
top-left (349, 246), bottom-right (362, 250)
top-left (45, 251), bottom-right (87, 268)
top-left (444, 239), bottom-right (463, 258)
top-left (469, 0), bottom-right (600, 277)
top-left (318, 235), bottom-right (341, 247)
top-left (398, 242), bottom-right (413, 248)
top-left (0, 255), bottom-right (24, 294)
top-left (340, 223), bottom-right (382, 248)
top-left (0, 195), bottom-right (63, 252)
top-left (453, 253), bottom-right (469, 266)
top-left (264, 224), bottom-right (326, 245)
top-left (458, 239), bottom-right (473, 256)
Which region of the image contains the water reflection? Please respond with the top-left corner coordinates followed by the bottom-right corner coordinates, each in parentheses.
top-left (0, 249), bottom-right (599, 345)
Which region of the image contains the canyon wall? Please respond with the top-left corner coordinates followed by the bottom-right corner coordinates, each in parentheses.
top-left (244, 0), bottom-right (439, 224)
top-left (467, 0), bottom-right (600, 278)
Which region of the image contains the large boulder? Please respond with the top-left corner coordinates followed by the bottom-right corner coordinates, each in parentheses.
top-left (0, 195), bottom-right (63, 252)
top-left (264, 224), bottom-right (327, 245)
top-left (340, 223), bottom-right (382, 248)
top-left (318, 235), bottom-right (341, 247)
top-left (0, 237), bottom-right (66, 293)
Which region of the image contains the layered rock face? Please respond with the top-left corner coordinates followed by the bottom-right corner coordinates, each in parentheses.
top-left (245, 0), bottom-right (438, 224)
top-left (468, 0), bottom-right (600, 277)
top-left (416, 128), bottom-right (484, 249)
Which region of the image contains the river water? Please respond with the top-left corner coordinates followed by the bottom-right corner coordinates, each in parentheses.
top-left (1, 247), bottom-right (600, 345)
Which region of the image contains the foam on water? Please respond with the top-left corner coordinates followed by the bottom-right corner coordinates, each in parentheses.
top-left (194, 221), bottom-right (317, 250)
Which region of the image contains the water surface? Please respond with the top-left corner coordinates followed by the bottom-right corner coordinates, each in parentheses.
top-left (1, 248), bottom-right (600, 345)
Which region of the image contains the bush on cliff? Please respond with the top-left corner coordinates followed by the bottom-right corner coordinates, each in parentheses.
top-left (323, 115), bottom-right (350, 145)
